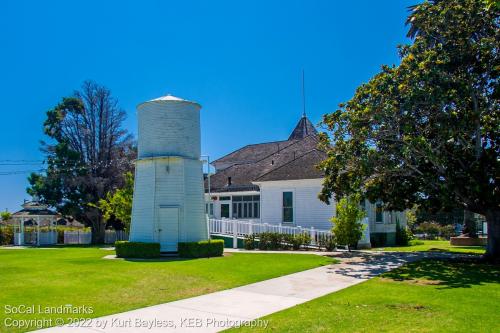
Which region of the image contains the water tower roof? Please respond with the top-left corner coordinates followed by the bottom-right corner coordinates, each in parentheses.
top-left (138, 94), bottom-right (201, 108)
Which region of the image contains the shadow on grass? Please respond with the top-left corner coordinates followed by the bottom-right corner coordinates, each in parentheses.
top-left (381, 259), bottom-right (500, 289)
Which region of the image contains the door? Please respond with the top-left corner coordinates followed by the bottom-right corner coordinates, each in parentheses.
top-left (221, 204), bottom-right (230, 218)
top-left (158, 207), bottom-right (179, 252)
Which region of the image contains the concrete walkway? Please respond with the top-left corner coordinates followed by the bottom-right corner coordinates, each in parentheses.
top-left (35, 251), bottom-right (433, 333)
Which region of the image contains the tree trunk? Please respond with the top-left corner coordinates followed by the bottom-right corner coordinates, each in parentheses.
top-left (91, 218), bottom-right (105, 244)
top-left (484, 211), bottom-right (500, 261)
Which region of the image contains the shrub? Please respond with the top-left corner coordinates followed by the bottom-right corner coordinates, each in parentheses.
top-left (0, 226), bottom-right (14, 245)
top-left (258, 232), bottom-right (283, 250)
top-left (395, 220), bottom-right (413, 246)
top-left (115, 241), bottom-right (160, 258)
top-left (178, 240), bottom-right (224, 258)
top-left (318, 234), bottom-right (336, 251)
top-left (409, 239), bottom-right (424, 246)
top-left (439, 224), bottom-right (456, 240)
top-left (415, 221), bottom-right (441, 239)
top-left (289, 233), bottom-right (311, 250)
top-left (331, 194), bottom-right (366, 251)
top-left (244, 234), bottom-right (256, 250)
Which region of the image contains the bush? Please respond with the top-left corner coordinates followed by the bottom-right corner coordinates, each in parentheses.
top-left (0, 226), bottom-right (14, 245)
top-left (289, 233), bottom-right (311, 250)
top-left (178, 240), bottom-right (224, 258)
top-left (439, 224), bottom-right (456, 240)
top-left (115, 241), bottom-right (160, 258)
top-left (318, 234), bottom-right (336, 251)
top-left (415, 221), bottom-right (441, 239)
top-left (258, 232), bottom-right (283, 250)
top-left (244, 234), bottom-right (256, 250)
top-left (395, 220), bottom-right (413, 246)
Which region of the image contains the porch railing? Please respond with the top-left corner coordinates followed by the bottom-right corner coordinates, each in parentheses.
top-left (208, 218), bottom-right (333, 248)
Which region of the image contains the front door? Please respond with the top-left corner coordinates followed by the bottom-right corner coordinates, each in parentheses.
top-left (221, 204), bottom-right (230, 218)
top-left (158, 207), bottom-right (179, 252)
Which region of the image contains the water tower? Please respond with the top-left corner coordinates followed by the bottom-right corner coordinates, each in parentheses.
top-left (129, 94), bottom-right (207, 252)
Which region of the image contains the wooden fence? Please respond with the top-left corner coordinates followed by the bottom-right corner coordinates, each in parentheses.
top-left (104, 230), bottom-right (129, 244)
top-left (64, 231), bottom-right (92, 244)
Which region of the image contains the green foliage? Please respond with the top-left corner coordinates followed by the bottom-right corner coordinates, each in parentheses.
top-left (27, 81), bottom-right (135, 243)
top-left (178, 240), bottom-right (224, 258)
top-left (318, 234), bottom-right (336, 251)
top-left (289, 233), bottom-right (311, 250)
top-left (318, 0), bottom-right (500, 257)
top-left (0, 226), bottom-right (14, 245)
top-left (1, 211), bottom-right (12, 222)
top-left (405, 206), bottom-right (417, 230)
top-left (440, 225), bottom-right (457, 240)
top-left (115, 241), bottom-right (160, 258)
top-left (95, 172), bottom-right (134, 230)
top-left (331, 194), bottom-right (366, 250)
top-left (415, 221), bottom-right (456, 239)
top-left (244, 234), bottom-right (257, 250)
top-left (258, 232), bottom-right (283, 250)
top-left (395, 220), bottom-right (412, 246)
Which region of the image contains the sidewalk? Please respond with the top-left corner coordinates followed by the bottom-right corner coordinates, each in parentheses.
top-left (35, 252), bottom-right (427, 333)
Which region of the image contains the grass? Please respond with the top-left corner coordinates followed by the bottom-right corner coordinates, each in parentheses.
top-left (371, 240), bottom-right (485, 255)
top-left (230, 259), bottom-right (500, 333)
top-left (0, 247), bottom-right (334, 332)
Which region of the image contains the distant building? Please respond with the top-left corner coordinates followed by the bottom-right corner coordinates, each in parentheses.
top-left (205, 115), bottom-right (406, 246)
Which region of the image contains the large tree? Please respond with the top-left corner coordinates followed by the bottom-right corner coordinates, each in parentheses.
top-left (318, 0), bottom-right (499, 259)
top-left (28, 81), bottom-right (135, 242)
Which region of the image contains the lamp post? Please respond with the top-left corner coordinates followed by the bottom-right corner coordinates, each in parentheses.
top-left (201, 155), bottom-right (211, 240)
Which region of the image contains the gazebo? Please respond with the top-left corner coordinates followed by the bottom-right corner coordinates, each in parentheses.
top-left (11, 200), bottom-right (60, 246)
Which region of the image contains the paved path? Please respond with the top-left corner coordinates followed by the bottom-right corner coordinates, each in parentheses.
top-left (35, 251), bottom-right (432, 333)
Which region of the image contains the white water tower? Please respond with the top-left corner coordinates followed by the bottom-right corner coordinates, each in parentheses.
top-left (129, 94), bottom-right (207, 252)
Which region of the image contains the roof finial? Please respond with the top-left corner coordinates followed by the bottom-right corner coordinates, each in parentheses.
top-left (301, 69), bottom-right (306, 118)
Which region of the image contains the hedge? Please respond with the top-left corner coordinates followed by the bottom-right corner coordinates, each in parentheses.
top-left (178, 239), bottom-right (224, 258)
top-left (115, 241), bottom-right (160, 258)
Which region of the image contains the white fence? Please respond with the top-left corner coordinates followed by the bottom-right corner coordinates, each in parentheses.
top-left (208, 218), bottom-right (333, 248)
top-left (64, 231), bottom-right (92, 244)
top-left (104, 230), bottom-right (129, 244)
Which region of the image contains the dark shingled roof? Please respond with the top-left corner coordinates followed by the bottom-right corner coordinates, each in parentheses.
top-left (254, 149), bottom-right (326, 182)
top-left (207, 116), bottom-right (325, 192)
top-left (211, 140), bottom-right (293, 165)
top-left (288, 116), bottom-right (317, 140)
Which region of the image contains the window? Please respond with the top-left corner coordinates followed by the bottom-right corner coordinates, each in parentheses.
top-left (205, 203), bottom-right (214, 217)
top-left (232, 195), bottom-right (260, 218)
top-left (375, 203), bottom-right (383, 223)
top-left (219, 196), bottom-right (231, 201)
top-left (282, 192), bottom-right (293, 223)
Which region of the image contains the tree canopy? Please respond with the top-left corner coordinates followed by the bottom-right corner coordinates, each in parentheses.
top-left (318, 0), bottom-right (499, 258)
top-left (28, 81), bottom-right (136, 242)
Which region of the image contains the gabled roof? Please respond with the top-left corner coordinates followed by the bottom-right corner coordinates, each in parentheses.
top-left (206, 135), bottom-right (323, 192)
top-left (211, 140), bottom-right (293, 165)
top-left (288, 116), bottom-right (317, 140)
top-left (254, 149), bottom-right (326, 182)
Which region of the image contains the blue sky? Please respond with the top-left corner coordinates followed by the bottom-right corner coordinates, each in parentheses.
top-left (0, 0), bottom-right (415, 212)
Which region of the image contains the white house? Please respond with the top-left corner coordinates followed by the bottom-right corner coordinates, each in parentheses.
top-left (205, 114), bottom-right (406, 246)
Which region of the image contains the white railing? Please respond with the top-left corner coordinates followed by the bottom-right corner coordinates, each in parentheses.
top-left (64, 231), bottom-right (92, 244)
top-left (208, 218), bottom-right (333, 248)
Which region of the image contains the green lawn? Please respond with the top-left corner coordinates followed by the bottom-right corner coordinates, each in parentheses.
top-left (0, 247), bottom-right (334, 332)
top-left (372, 240), bottom-right (486, 255)
top-left (230, 259), bottom-right (500, 333)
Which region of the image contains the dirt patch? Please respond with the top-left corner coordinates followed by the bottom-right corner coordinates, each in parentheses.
top-left (386, 303), bottom-right (427, 311)
top-left (380, 277), bottom-right (443, 286)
